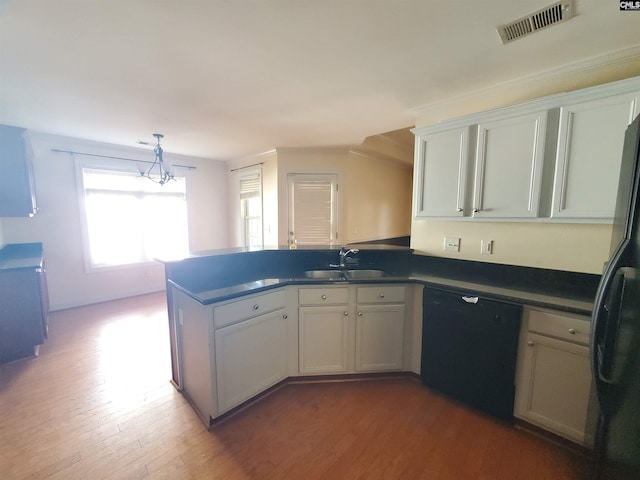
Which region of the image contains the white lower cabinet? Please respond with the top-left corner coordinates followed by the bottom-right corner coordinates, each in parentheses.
top-left (355, 286), bottom-right (406, 372)
top-left (298, 286), bottom-right (351, 374)
top-left (174, 288), bottom-right (218, 424)
top-left (215, 308), bottom-right (288, 414)
top-left (174, 287), bottom-right (289, 424)
top-left (298, 285), bottom-right (408, 375)
top-left (176, 282), bottom-right (413, 425)
top-left (515, 307), bottom-right (597, 447)
top-left (299, 305), bottom-right (350, 374)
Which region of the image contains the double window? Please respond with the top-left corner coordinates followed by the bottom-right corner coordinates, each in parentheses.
top-left (79, 166), bottom-right (188, 269)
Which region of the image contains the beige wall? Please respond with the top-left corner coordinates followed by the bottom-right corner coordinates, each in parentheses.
top-left (276, 147), bottom-right (348, 246)
top-left (411, 65), bottom-right (640, 275)
top-left (274, 147), bottom-right (412, 246)
top-left (345, 151), bottom-right (412, 243)
top-left (0, 131), bottom-right (229, 310)
top-left (411, 220), bottom-right (611, 274)
top-left (414, 60), bottom-right (640, 127)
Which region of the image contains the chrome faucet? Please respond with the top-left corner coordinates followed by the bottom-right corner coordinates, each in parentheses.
top-left (337, 245), bottom-right (359, 269)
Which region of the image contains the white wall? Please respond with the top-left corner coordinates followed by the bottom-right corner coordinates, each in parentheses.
top-left (0, 131), bottom-right (229, 310)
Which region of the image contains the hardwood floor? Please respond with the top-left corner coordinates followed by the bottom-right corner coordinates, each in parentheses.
top-left (0, 292), bottom-right (593, 480)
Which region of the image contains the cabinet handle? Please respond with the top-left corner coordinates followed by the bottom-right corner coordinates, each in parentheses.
top-left (282, 314), bottom-right (288, 319)
top-left (321, 294), bottom-right (327, 300)
top-left (568, 328), bottom-right (576, 335)
top-left (253, 304), bottom-right (259, 310)
top-left (527, 341), bottom-right (534, 346)
top-left (473, 208), bottom-right (479, 213)
top-left (358, 311), bottom-right (363, 316)
top-left (457, 208), bottom-right (463, 212)
top-left (344, 311), bottom-right (348, 316)
top-left (379, 293), bottom-right (385, 298)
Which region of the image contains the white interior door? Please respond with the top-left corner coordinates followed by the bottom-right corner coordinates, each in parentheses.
top-left (287, 174), bottom-right (338, 245)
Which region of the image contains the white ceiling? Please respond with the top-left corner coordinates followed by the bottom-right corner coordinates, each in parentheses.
top-left (1, 0), bottom-right (639, 161)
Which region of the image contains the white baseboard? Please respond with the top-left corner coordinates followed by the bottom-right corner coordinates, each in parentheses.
top-left (49, 287), bottom-right (166, 312)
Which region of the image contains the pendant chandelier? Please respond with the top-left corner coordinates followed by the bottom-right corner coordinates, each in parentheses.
top-left (140, 133), bottom-right (174, 185)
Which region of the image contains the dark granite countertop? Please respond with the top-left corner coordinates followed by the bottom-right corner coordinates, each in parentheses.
top-left (162, 246), bottom-right (597, 315)
top-left (169, 272), bottom-right (594, 315)
top-left (0, 243), bottom-right (44, 271)
top-left (156, 243), bottom-right (412, 264)
top-left (410, 273), bottom-right (593, 315)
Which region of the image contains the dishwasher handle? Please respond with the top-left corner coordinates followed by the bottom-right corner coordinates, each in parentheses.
top-left (461, 296), bottom-right (479, 304)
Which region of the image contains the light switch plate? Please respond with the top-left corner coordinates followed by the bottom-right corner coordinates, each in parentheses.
top-left (481, 240), bottom-right (493, 254)
top-left (444, 236), bottom-right (460, 252)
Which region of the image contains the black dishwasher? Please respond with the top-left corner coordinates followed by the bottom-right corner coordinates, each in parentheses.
top-left (421, 287), bottom-right (522, 421)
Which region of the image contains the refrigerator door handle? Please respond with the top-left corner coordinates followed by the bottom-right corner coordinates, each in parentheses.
top-left (592, 267), bottom-right (626, 386)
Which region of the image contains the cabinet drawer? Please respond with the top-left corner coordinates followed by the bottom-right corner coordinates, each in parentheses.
top-left (213, 289), bottom-right (286, 329)
top-left (527, 308), bottom-right (590, 345)
top-left (356, 286), bottom-right (405, 304)
top-left (298, 287), bottom-right (349, 305)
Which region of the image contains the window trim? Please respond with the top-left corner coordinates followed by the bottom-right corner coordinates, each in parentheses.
top-left (239, 170), bottom-right (263, 248)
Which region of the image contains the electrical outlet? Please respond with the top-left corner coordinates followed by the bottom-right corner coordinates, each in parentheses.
top-left (481, 240), bottom-right (493, 255)
top-left (444, 236), bottom-right (460, 252)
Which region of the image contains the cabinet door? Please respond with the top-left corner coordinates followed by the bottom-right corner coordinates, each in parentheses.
top-left (0, 269), bottom-right (47, 362)
top-left (215, 309), bottom-right (288, 414)
top-left (413, 127), bottom-right (470, 217)
top-left (515, 332), bottom-right (595, 446)
top-left (473, 111), bottom-right (547, 218)
top-left (176, 290), bottom-right (217, 422)
top-left (552, 93), bottom-right (640, 220)
top-left (0, 125), bottom-right (38, 217)
top-left (299, 306), bottom-right (350, 374)
top-left (355, 305), bottom-right (404, 372)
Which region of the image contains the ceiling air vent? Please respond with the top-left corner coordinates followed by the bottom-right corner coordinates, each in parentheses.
top-left (497, 1), bottom-right (574, 44)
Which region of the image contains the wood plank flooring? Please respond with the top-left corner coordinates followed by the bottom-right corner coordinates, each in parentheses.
top-left (0, 292), bottom-right (594, 479)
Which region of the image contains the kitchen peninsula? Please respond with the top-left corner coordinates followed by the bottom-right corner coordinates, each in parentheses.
top-left (160, 245), bottom-right (599, 446)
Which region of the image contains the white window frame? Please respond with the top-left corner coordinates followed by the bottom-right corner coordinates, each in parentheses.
top-left (74, 155), bottom-right (189, 272)
top-left (239, 170), bottom-right (264, 248)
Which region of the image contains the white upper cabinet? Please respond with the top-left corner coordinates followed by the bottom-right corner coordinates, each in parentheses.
top-left (551, 91), bottom-right (640, 221)
top-left (411, 76), bottom-right (640, 222)
top-left (413, 126), bottom-right (470, 218)
top-left (473, 111), bottom-right (547, 219)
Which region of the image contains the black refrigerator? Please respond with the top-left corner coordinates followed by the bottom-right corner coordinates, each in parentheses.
top-left (591, 112), bottom-right (640, 480)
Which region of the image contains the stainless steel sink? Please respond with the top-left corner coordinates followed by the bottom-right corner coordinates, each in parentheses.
top-left (304, 270), bottom-right (345, 280)
top-left (344, 269), bottom-right (387, 279)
